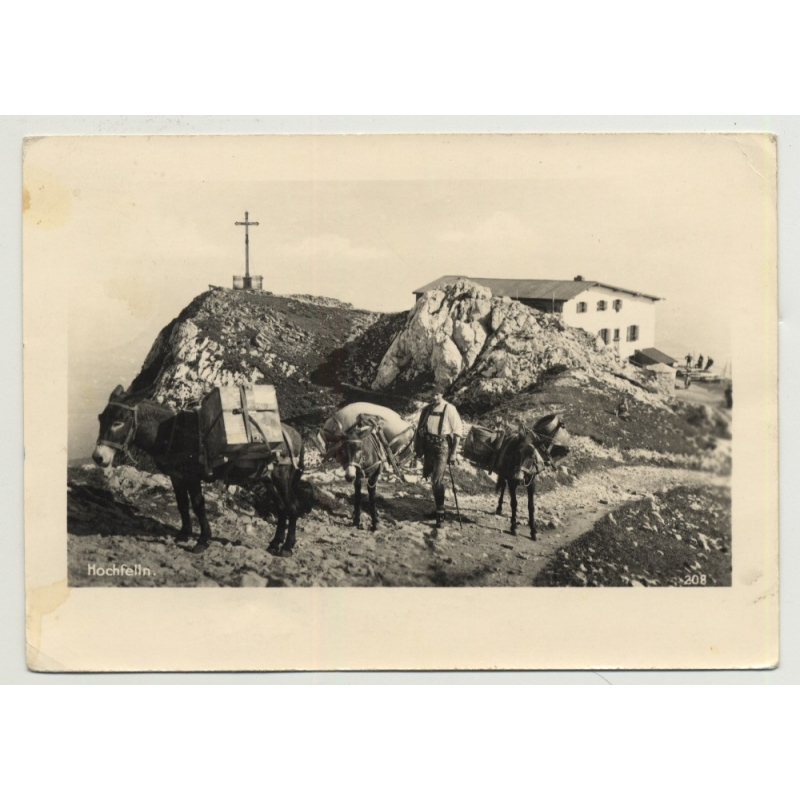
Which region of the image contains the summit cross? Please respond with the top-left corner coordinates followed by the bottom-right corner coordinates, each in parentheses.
top-left (234, 211), bottom-right (259, 278)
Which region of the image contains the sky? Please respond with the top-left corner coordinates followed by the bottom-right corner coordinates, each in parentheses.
top-left (21, 134), bottom-right (774, 458)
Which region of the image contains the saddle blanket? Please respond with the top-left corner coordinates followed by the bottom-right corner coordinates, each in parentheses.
top-left (323, 403), bottom-right (410, 441)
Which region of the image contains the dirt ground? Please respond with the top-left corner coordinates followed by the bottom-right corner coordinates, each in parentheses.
top-left (674, 378), bottom-right (729, 408)
top-left (68, 453), bottom-right (730, 587)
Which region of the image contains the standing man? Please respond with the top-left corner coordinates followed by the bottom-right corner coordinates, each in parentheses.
top-left (415, 384), bottom-right (463, 529)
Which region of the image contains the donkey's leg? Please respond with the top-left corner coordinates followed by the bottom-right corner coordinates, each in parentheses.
top-left (278, 469), bottom-right (299, 556)
top-left (264, 466), bottom-right (300, 555)
top-left (367, 469), bottom-right (380, 532)
top-left (496, 477), bottom-right (506, 516)
top-left (268, 511), bottom-right (288, 554)
top-left (352, 472), bottom-right (363, 529)
top-left (528, 478), bottom-right (536, 540)
top-left (283, 515), bottom-right (298, 555)
top-left (508, 479), bottom-right (519, 534)
top-left (171, 476), bottom-right (192, 542)
top-left (189, 478), bottom-right (213, 554)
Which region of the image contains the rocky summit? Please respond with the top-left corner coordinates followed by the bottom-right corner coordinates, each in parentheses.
top-left (127, 287), bottom-right (383, 425)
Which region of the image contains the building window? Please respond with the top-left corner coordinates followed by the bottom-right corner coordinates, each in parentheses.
top-left (613, 328), bottom-right (620, 342)
top-left (627, 325), bottom-right (639, 342)
top-left (613, 299), bottom-right (623, 312)
top-left (599, 328), bottom-right (609, 345)
top-left (597, 300), bottom-right (607, 311)
top-left (577, 302), bottom-right (587, 313)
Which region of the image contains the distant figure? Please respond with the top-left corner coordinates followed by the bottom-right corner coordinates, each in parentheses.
top-left (685, 353), bottom-right (692, 369)
top-left (725, 383), bottom-right (732, 409)
top-left (696, 354), bottom-right (704, 370)
top-left (705, 357), bottom-right (714, 372)
top-left (616, 395), bottom-right (630, 419)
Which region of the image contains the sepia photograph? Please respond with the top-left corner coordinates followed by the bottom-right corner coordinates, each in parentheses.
top-left (23, 132), bottom-right (777, 671)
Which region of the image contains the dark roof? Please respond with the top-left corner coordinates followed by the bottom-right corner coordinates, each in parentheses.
top-left (412, 275), bottom-right (662, 302)
top-left (632, 348), bottom-right (677, 366)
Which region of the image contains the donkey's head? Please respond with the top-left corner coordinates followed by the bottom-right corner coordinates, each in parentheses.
top-left (92, 385), bottom-right (137, 468)
top-left (342, 434), bottom-right (370, 482)
top-left (339, 420), bottom-right (383, 483)
top-left (515, 428), bottom-right (543, 477)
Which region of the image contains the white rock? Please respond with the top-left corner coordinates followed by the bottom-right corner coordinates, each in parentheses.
top-left (240, 573), bottom-right (268, 588)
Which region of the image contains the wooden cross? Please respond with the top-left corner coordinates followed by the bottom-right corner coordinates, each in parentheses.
top-left (234, 211), bottom-right (259, 278)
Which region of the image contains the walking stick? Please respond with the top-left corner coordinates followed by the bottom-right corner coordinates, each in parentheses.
top-left (448, 463), bottom-right (463, 529)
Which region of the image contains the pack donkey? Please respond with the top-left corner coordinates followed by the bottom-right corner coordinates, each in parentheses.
top-left (92, 385), bottom-right (305, 555)
top-left (320, 403), bottom-right (415, 533)
top-left (465, 415), bottom-right (569, 540)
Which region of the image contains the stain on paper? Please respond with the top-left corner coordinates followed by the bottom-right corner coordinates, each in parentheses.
top-left (26, 579), bottom-right (71, 671)
top-left (22, 164), bottom-right (73, 230)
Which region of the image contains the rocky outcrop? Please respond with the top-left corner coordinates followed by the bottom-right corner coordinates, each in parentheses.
top-left (372, 279), bottom-right (653, 409)
top-left (374, 280), bottom-right (494, 388)
top-left (127, 288), bottom-right (379, 422)
top-left (136, 316), bottom-right (261, 406)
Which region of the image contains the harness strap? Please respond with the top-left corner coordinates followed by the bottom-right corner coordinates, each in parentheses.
top-left (423, 404), bottom-right (447, 437)
top-left (239, 386), bottom-right (253, 443)
top-left (281, 428), bottom-right (297, 470)
top-left (96, 438), bottom-right (127, 451)
top-left (108, 401), bottom-right (138, 411)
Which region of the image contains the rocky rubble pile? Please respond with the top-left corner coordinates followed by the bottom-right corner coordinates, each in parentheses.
top-left (533, 484), bottom-right (732, 587)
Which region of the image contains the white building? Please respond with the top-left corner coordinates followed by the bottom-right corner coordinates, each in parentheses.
top-left (413, 275), bottom-right (663, 361)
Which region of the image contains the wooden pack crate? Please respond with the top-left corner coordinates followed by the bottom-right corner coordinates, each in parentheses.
top-left (200, 385), bottom-right (283, 465)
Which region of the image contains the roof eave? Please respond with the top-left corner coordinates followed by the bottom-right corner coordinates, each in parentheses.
top-left (411, 275), bottom-right (663, 302)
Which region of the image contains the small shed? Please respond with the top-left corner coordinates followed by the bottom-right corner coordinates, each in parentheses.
top-left (630, 348), bottom-right (677, 368)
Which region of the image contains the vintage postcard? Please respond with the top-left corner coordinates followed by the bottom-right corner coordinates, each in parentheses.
top-left (24, 133), bottom-right (778, 671)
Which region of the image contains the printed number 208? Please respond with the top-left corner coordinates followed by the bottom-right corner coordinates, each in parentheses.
top-left (683, 574), bottom-right (707, 586)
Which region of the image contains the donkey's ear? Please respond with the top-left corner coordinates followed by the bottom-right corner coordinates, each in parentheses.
top-left (110, 385), bottom-right (125, 400)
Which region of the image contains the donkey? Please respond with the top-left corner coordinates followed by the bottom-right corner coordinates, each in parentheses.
top-left (341, 424), bottom-right (385, 532)
top-left (322, 406), bottom-right (414, 533)
top-left (92, 385), bottom-right (305, 556)
top-left (491, 429), bottom-right (544, 539)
